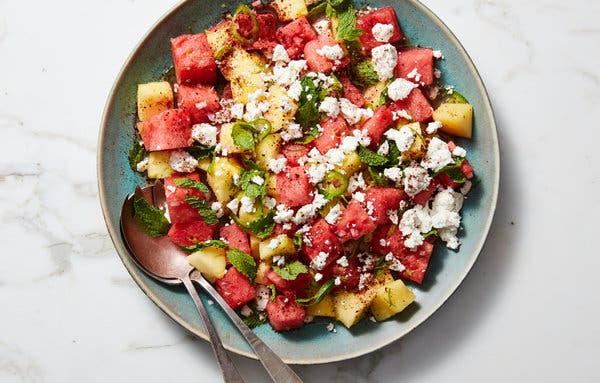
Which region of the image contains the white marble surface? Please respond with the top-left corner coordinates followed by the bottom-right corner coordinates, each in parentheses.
top-left (1, 0), bottom-right (599, 382)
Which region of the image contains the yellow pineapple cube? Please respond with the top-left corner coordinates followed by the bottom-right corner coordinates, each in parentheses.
top-left (271, 0), bottom-right (308, 22)
top-left (259, 234), bottom-right (296, 261)
top-left (336, 151), bottom-right (363, 177)
top-left (264, 84), bottom-right (297, 132)
top-left (207, 157), bottom-right (243, 204)
top-left (433, 103), bottom-right (473, 138)
top-left (255, 262), bottom-right (271, 285)
top-left (334, 287), bottom-right (378, 328)
top-left (370, 280), bottom-right (415, 321)
top-left (220, 48), bottom-right (266, 81)
top-left (306, 294), bottom-right (336, 317)
top-left (147, 151), bottom-right (173, 179)
top-left (137, 81), bottom-right (174, 122)
top-left (187, 246), bottom-right (227, 283)
top-left (255, 134), bottom-right (282, 169)
top-left (231, 73), bottom-right (266, 105)
top-left (205, 21), bottom-right (234, 58)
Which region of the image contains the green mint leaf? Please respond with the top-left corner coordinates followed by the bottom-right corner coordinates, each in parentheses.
top-left (268, 284), bottom-right (277, 301)
top-left (246, 211), bottom-right (275, 239)
top-left (293, 231), bottom-right (304, 248)
top-left (433, 156), bottom-right (465, 177)
top-left (174, 177), bottom-right (210, 193)
top-left (239, 169), bottom-right (267, 199)
top-left (295, 76), bottom-right (321, 130)
top-left (296, 279), bottom-right (335, 306)
top-left (272, 261), bottom-right (308, 281)
top-left (129, 140), bottom-right (147, 171)
top-left (349, 61), bottom-right (379, 87)
top-left (182, 240), bottom-right (227, 253)
top-left (187, 145), bottom-right (214, 160)
top-left (358, 145), bottom-right (389, 166)
top-left (133, 197), bottom-right (170, 237)
top-left (242, 311), bottom-right (268, 329)
top-left (184, 195), bottom-right (219, 225)
top-left (232, 122), bottom-right (256, 150)
top-left (227, 248), bottom-right (257, 281)
top-left (445, 167), bottom-right (467, 183)
top-left (335, 5), bottom-right (363, 42)
top-left (367, 166), bottom-right (391, 187)
top-left (385, 140), bottom-right (401, 166)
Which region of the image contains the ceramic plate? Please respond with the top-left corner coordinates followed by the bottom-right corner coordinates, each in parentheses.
top-left (98, 0), bottom-right (499, 364)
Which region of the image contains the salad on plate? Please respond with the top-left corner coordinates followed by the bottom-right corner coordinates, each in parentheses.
top-left (129, 0), bottom-right (476, 332)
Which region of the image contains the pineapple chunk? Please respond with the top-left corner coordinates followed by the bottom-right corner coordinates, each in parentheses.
top-left (219, 122), bottom-right (247, 154)
top-left (259, 234), bottom-right (296, 261)
top-left (220, 48), bottom-right (266, 81)
top-left (207, 157), bottom-right (243, 204)
top-left (400, 122), bottom-right (427, 162)
top-left (271, 0), bottom-right (308, 22)
top-left (231, 73), bottom-right (266, 105)
top-left (364, 81), bottom-right (388, 110)
top-left (255, 134), bottom-right (282, 169)
top-left (370, 280), bottom-right (415, 321)
top-left (137, 81), bottom-right (174, 122)
top-left (255, 261), bottom-right (270, 284)
top-left (334, 287), bottom-right (378, 328)
top-left (249, 234), bottom-right (261, 259)
top-left (266, 175), bottom-right (277, 197)
top-left (336, 151), bottom-right (363, 177)
top-left (205, 21), bottom-right (234, 58)
top-left (197, 157), bottom-right (211, 172)
top-left (306, 294), bottom-right (336, 317)
top-left (187, 246), bottom-right (227, 283)
top-left (264, 84), bottom-right (297, 132)
top-left (433, 103), bottom-right (473, 138)
top-left (147, 151), bottom-right (173, 179)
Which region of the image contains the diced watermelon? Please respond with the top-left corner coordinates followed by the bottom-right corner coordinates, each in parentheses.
top-left (302, 219), bottom-right (342, 269)
top-left (276, 16), bottom-right (317, 59)
top-left (171, 33), bottom-right (217, 85)
top-left (461, 159), bottom-right (475, 179)
top-left (364, 186), bottom-right (407, 224)
top-left (266, 292), bottom-right (306, 332)
top-left (397, 241), bottom-right (434, 284)
top-left (282, 144), bottom-right (310, 166)
top-left (221, 83), bottom-right (233, 100)
top-left (395, 48), bottom-right (434, 86)
top-left (391, 88), bottom-right (433, 123)
top-left (276, 166), bottom-right (313, 207)
top-left (370, 224), bottom-right (404, 256)
top-left (436, 172), bottom-right (461, 190)
top-left (327, 256), bottom-right (361, 291)
top-left (214, 267), bottom-right (256, 309)
top-left (340, 75), bottom-right (365, 107)
top-left (219, 223), bottom-right (251, 254)
top-left (304, 35), bottom-right (350, 74)
top-left (266, 269), bottom-right (312, 296)
top-left (252, 14), bottom-right (278, 54)
top-left (334, 200), bottom-right (377, 243)
top-left (356, 7), bottom-right (403, 51)
top-left (164, 173), bottom-right (206, 225)
top-left (176, 84), bottom-right (220, 125)
top-left (362, 105), bottom-right (393, 147)
top-left (412, 178), bottom-right (438, 206)
top-left (313, 116), bottom-right (347, 154)
top-left (139, 109), bottom-right (193, 151)
top-left (271, 223), bottom-right (299, 237)
top-left (167, 220), bottom-right (217, 247)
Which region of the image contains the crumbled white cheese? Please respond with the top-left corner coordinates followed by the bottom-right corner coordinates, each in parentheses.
top-left (383, 167), bottom-right (403, 183)
top-left (430, 188), bottom-right (464, 249)
top-left (287, 80), bottom-right (303, 101)
top-left (230, 103), bottom-right (245, 120)
top-left (340, 135), bottom-right (359, 153)
top-left (334, 277), bottom-right (342, 286)
top-left (403, 164), bottom-right (432, 197)
top-left (280, 122), bottom-right (303, 142)
top-left (272, 44), bottom-right (290, 63)
top-left (340, 98), bottom-right (373, 125)
top-left (421, 137), bottom-right (453, 172)
top-left (432, 50), bottom-right (443, 59)
top-left (136, 157), bottom-right (149, 172)
top-left (372, 23), bottom-right (395, 42)
top-left (377, 140), bottom-right (390, 156)
top-left (452, 145), bottom-right (467, 157)
top-left (314, 272), bottom-right (323, 282)
top-left (272, 60), bottom-right (307, 87)
top-left (387, 78), bottom-right (417, 101)
top-left (195, 101), bottom-right (207, 110)
top-left (239, 196), bottom-right (255, 214)
top-left (273, 204), bottom-right (294, 224)
top-left (387, 209), bottom-right (399, 225)
top-left (169, 150), bottom-right (198, 173)
top-left (371, 44), bottom-right (398, 81)
top-left (307, 163), bottom-right (328, 185)
top-left (385, 125), bottom-right (415, 152)
top-left (388, 257), bottom-right (406, 272)
top-left (319, 96), bottom-right (340, 118)
top-left (293, 193), bottom-right (327, 225)
top-left (263, 196), bottom-right (277, 210)
top-left (406, 67), bottom-right (422, 83)
top-left (324, 148), bottom-right (345, 166)
top-left (426, 121), bottom-right (442, 134)
top-left (191, 123), bottom-right (218, 147)
top-left (434, 69), bottom-right (442, 79)
top-left (347, 172), bottom-right (367, 193)
top-left (268, 157), bottom-right (288, 174)
top-left (267, 238), bottom-right (281, 250)
top-left (251, 175), bottom-right (265, 186)
top-left (353, 191), bottom-right (365, 203)
top-left (226, 198), bottom-right (240, 215)
top-left (211, 202), bottom-right (224, 218)
top-left (325, 204), bottom-right (343, 224)
top-left (327, 322), bottom-right (337, 333)
top-left (336, 256), bottom-right (349, 267)
top-left (392, 109), bottom-right (412, 121)
top-left (312, 251), bottom-right (329, 271)
top-left (399, 204), bottom-right (433, 249)
top-left (255, 285), bottom-right (271, 311)
top-left (243, 101), bottom-right (264, 122)
top-left (316, 44), bottom-right (345, 61)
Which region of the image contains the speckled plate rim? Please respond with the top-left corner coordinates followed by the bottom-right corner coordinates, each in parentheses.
top-left (98, 0), bottom-right (499, 365)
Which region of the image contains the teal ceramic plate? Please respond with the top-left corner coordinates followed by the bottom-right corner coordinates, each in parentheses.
top-left (98, 0), bottom-right (499, 364)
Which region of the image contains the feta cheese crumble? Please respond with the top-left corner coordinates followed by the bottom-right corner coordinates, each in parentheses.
top-left (191, 123), bottom-right (218, 147)
top-left (325, 204), bottom-right (343, 225)
top-left (403, 164), bottom-right (432, 197)
top-left (421, 137), bottom-right (453, 172)
top-left (316, 44), bottom-right (345, 60)
top-left (319, 96), bottom-right (340, 118)
top-left (169, 150), bottom-right (198, 173)
top-left (387, 78), bottom-right (417, 101)
top-left (372, 23), bottom-right (395, 42)
top-left (272, 44), bottom-right (290, 63)
top-left (371, 44), bottom-right (398, 81)
top-left (385, 125), bottom-right (415, 152)
top-left (268, 157), bottom-right (287, 174)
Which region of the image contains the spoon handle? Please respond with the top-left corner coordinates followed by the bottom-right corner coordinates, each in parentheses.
top-left (181, 276), bottom-right (245, 383)
top-left (192, 274), bottom-right (303, 383)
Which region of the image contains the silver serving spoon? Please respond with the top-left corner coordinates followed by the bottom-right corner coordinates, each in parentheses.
top-left (120, 182), bottom-right (303, 383)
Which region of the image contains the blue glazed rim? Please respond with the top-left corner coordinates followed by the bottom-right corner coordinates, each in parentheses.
top-left (98, 0), bottom-right (499, 364)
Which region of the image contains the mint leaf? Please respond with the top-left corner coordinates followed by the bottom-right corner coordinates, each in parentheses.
top-left (296, 279), bottom-right (335, 306)
top-left (385, 140), bottom-right (401, 166)
top-left (133, 197), bottom-right (170, 237)
top-left (174, 178), bottom-right (210, 193)
top-left (243, 311), bottom-right (267, 329)
top-left (367, 166), bottom-right (391, 187)
top-left (232, 122), bottom-right (256, 150)
top-left (272, 261), bottom-right (308, 281)
top-left (295, 76), bottom-right (321, 130)
top-left (187, 145), bottom-right (214, 160)
top-left (293, 231), bottom-right (304, 248)
top-left (129, 140), bottom-right (146, 171)
top-left (227, 248), bottom-right (257, 281)
top-left (246, 211), bottom-right (275, 239)
top-left (335, 5), bottom-right (363, 42)
top-left (445, 167), bottom-right (467, 183)
top-left (239, 169), bottom-right (267, 199)
top-left (185, 195), bottom-right (218, 225)
top-left (358, 145), bottom-right (388, 166)
top-left (182, 240), bottom-right (227, 253)
top-left (349, 61), bottom-right (379, 87)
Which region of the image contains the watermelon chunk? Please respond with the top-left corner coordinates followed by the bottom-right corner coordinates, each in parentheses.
top-left (362, 105), bottom-right (393, 147)
top-left (167, 220), bottom-right (217, 247)
top-left (364, 186), bottom-right (407, 224)
top-left (313, 116), bottom-right (347, 155)
top-left (219, 223), bottom-right (251, 254)
top-left (252, 14), bottom-right (278, 54)
top-left (276, 16), bottom-right (317, 59)
top-left (340, 75), bottom-right (365, 107)
top-left (395, 48), bottom-right (434, 86)
top-left (436, 172), bottom-right (461, 190)
top-left (266, 269), bottom-right (312, 296)
top-left (171, 33), bottom-right (217, 85)
top-left (176, 84), bottom-right (220, 125)
top-left (282, 144), bottom-right (310, 166)
top-left (412, 178), bottom-right (438, 206)
top-left (276, 166), bottom-right (313, 207)
top-left (334, 200), bottom-right (377, 243)
top-left (356, 7), bottom-right (403, 51)
top-left (214, 267), bottom-right (256, 309)
top-left (266, 292), bottom-right (306, 332)
top-left (461, 159), bottom-right (475, 179)
top-left (164, 173), bottom-right (206, 225)
top-left (302, 218), bottom-right (342, 269)
top-left (139, 109), bottom-right (193, 152)
top-left (391, 88), bottom-right (433, 123)
top-left (304, 35), bottom-right (350, 74)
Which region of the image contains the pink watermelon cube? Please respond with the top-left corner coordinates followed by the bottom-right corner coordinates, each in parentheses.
top-left (276, 166), bottom-right (313, 207)
top-left (411, 178), bottom-right (439, 206)
top-left (356, 7), bottom-right (403, 51)
top-left (362, 105), bottom-right (394, 147)
top-left (395, 48), bottom-right (434, 86)
top-left (214, 267), bottom-right (256, 309)
top-left (364, 186), bottom-right (407, 224)
top-left (334, 200), bottom-right (377, 243)
top-left (302, 218), bottom-right (342, 269)
top-left (282, 144), bottom-right (310, 166)
top-left (171, 33), bottom-right (217, 85)
top-left (219, 223), bottom-right (251, 255)
top-left (139, 109), bottom-right (193, 151)
top-left (276, 16), bottom-right (318, 59)
top-left (167, 220), bottom-right (217, 247)
top-left (266, 292), bottom-right (306, 332)
top-left (340, 75), bottom-right (365, 107)
top-left (313, 116), bottom-right (347, 155)
top-left (176, 84), bottom-right (221, 125)
top-left (304, 35), bottom-right (350, 74)
top-left (164, 173), bottom-right (206, 225)
top-left (391, 88), bottom-right (433, 123)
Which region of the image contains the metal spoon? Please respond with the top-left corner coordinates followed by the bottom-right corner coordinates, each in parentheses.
top-left (120, 182), bottom-right (303, 383)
